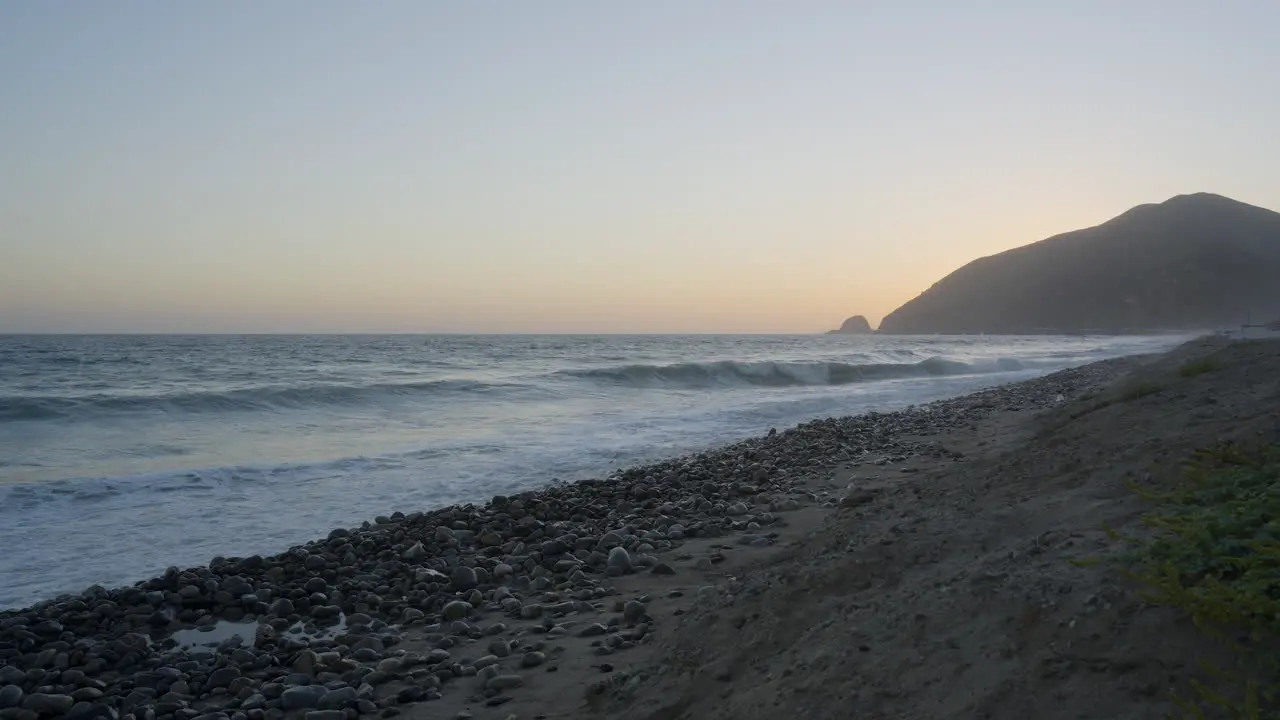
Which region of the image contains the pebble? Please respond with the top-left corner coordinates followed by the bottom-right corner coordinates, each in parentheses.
top-left (607, 547), bottom-right (632, 574)
top-left (268, 598), bottom-right (294, 617)
top-left (486, 675), bottom-right (524, 691)
top-left (441, 600), bottom-right (472, 621)
top-left (0, 688), bottom-right (22, 710)
top-left (69, 688), bottom-right (102, 702)
top-left (293, 650), bottom-right (319, 674)
top-left (651, 562), bottom-right (676, 575)
top-left (394, 687), bottom-right (423, 704)
top-left (21, 695), bottom-right (74, 715)
top-left (207, 667), bottom-right (241, 688)
top-left (520, 651), bottom-right (546, 668)
top-left (623, 600), bottom-right (647, 623)
top-left (317, 687), bottom-right (357, 710)
top-left (280, 686), bottom-right (328, 711)
top-left (451, 566), bottom-right (478, 591)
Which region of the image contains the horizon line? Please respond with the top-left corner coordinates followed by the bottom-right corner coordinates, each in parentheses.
top-left (0, 331), bottom-right (840, 337)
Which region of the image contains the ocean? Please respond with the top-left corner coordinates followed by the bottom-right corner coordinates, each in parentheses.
top-left (0, 333), bottom-right (1191, 609)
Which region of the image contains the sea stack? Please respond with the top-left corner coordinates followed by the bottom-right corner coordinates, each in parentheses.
top-left (828, 315), bottom-right (874, 334)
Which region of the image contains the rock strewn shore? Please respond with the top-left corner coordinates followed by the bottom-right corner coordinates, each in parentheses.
top-left (0, 358), bottom-right (1134, 720)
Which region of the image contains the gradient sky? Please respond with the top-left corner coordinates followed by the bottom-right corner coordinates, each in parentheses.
top-left (2, 1), bottom-right (1277, 333)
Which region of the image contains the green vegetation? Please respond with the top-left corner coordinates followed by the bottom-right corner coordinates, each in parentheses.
top-left (1179, 357), bottom-right (1223, 378)
top-left (1125, 443), bottom-right (1280, 719)
top-left (1052, 354), bottom-right (1223, 432)
top-left (1117, 379), bottom-right (1167, 402)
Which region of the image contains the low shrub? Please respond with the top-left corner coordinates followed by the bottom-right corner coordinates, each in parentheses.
top-left (1126, 442), bottom-right (1280, 718)
top-left (1178, 357), bottom-right (1222, 378)
top-left (1118, 379), bottom-right (1166, 402)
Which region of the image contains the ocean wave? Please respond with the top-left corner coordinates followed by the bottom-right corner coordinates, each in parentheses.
top-left (0, 378), bottom-right (515, 423)
top-left (0, 444), bottom-right (477, 511)
top-left (564, 356), bottom-right (1027, 389)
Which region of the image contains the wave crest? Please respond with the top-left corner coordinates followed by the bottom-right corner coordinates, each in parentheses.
top-left (565, 357), bottom-right (1025, 389)
top-left (0, 379), bottom-right (506, 423)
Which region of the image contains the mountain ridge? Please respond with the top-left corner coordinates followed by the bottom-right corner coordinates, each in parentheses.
top-left (877, 192), bottom-right (1280, 334)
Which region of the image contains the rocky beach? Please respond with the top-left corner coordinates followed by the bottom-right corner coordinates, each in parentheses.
top-left (3, 335), bottom-right (1276, 720)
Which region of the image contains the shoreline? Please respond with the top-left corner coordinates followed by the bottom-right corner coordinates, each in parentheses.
top-left (0, 344), bottom-right (1186, 720)
top-left (1, 335), bottom-right (1192, 611)
top-left (6, 352), bottom-right (1143, 611)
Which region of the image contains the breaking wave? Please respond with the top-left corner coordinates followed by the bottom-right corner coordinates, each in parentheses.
top-left (565, 356), bottom-right (1027, 389)
top-left (0, 379), bottom-right (515, 423)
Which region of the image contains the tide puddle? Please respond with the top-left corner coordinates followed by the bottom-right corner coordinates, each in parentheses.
top-left (151, 614), bottom-right (351, 654)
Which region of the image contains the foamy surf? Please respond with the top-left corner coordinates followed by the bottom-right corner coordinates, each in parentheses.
top-left (0, 333), bottom-right (1193, 607)
top-left (563, 355), bottom-right (1035, 388)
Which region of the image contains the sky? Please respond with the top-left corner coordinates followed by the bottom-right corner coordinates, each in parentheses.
top-left (1, 1), bottom-right (1278, 334)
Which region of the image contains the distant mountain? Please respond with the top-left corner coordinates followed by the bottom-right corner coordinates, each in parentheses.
top-left (827, 315), bottom-right (874, 334)
top-left (878, 193), bottom-right (1280, 334)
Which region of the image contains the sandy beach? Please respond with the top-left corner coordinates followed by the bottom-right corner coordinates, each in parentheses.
top-left (2, 335), bottom-right (1277, 720)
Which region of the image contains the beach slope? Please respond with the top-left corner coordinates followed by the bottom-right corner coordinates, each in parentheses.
top-left (605, 335), bottom-right (1280, 720)
top-left (3, 337), bottom-right (1277, 720)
